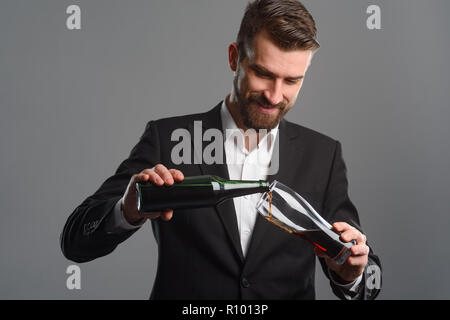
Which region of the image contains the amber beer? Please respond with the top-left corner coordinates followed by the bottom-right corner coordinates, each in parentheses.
top-left (136, 175), bottom-right (270, 212)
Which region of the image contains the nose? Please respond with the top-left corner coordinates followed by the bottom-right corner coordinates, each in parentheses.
top-left (263, 80), bottom-right (283, 106)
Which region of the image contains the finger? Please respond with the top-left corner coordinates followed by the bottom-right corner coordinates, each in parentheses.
top-left (153, 164), bottom-right (174, 185)
top-left (332, 222), bottom-right (352, 233)
top-left (346, 255), bottom-right (368, 268)
top-left (350, 244), bottom-right (370, 257)
top-left (140, 211), bottom-right (161, 219)
top-left (160, 209), bottom-right (173, 221)
top-left (340, 229), bottom-right (365, 244)
top-left (140, 169), bottom-right (164, 186)
top-left (133, 173), bottom-right (151, 182)
top-left (169, 169), bottom-right (184, 182)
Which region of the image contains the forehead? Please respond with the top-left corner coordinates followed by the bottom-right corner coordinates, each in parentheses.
top-left (247, 30), bottom-right (312, 76)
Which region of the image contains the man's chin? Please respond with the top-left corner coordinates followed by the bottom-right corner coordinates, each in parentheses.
top-left (254, 108), bottom-right (282, 128)
top-left (244, 114), bottom-right (280, 130)
top-left (239, 103), bottom-right (284, 130)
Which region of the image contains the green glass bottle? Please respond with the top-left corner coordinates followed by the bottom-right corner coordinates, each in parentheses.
top-left (136, 175), bottom-right (270, 212)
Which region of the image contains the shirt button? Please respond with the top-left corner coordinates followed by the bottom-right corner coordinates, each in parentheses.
top-left (241, 277), bottom-right (250, 288)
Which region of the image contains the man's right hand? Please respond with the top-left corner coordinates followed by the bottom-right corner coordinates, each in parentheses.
top-left (121, 164), bottom-right (184, 226)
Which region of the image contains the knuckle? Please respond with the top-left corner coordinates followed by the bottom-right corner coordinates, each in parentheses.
top-left (342, 231), bottom-right (353, 241)
top-left (158, 168), bottom-right (169, 177)
top-left (352, 246), bottom-right (362, 256)
top-left (149, 172), bottom-right (159, 179)
top-left (164, 173), bottom-right (174, 181)
top-left (164, 170), bottom-right (174, 179)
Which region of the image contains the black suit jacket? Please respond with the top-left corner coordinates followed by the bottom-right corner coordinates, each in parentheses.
top-left (61, 102), bottom-right (382, 300)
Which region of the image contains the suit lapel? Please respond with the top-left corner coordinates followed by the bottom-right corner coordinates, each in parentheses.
top-left (187, 103), bottom-right (245, 262)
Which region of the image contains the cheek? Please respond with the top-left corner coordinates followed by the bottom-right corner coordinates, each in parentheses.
top-left (288, 83), bottom-right (303, 101)
top-left (280, 89), bottom-right (296, 106)
top-left (246, 74), bottom-right (271, 92)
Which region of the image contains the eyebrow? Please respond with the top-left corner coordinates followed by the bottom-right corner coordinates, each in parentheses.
top-left (249, 63), bottom-right (304, 81)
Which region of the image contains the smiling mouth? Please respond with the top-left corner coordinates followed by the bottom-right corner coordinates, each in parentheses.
top-left (254, 102), bottom-right (279, 114)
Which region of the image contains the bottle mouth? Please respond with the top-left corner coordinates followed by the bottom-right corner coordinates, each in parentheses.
top-left (269, 180), bottom-right (278, 192)
top-left (256, 180), bottom-right (278, 209)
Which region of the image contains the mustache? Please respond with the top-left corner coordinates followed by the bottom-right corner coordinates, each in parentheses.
top-left (249, 95), bottom-right (286, 109)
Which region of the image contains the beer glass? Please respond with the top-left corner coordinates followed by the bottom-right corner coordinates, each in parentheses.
top-left (256, 180), bottom-right (355, 264)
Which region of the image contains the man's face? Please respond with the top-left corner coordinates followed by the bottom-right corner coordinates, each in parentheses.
top-left (232, 30), bottom-right (313, 130)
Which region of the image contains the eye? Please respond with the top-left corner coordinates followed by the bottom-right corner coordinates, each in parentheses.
top-left (285, 79), bottom-right (299, 85)
top-left (257, 72), bottom-right (271, 79)
top-left (253, 69), bottom-right (271, 79)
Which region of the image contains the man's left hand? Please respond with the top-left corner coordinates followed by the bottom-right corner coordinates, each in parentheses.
top-left (314, 222), bottom-right (369, 284)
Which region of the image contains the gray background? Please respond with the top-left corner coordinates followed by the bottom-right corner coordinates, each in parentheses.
top-left (1, 0), bottom-right (449, 299)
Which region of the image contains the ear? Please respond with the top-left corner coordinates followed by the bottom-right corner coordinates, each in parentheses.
top-left (228, 42), bottom-right (239, 72)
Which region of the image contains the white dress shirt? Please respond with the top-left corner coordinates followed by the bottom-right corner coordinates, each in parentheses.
top-left (220, 100), bottom-right (278, 257)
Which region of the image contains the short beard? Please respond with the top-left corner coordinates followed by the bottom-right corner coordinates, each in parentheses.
top-left (233, 76), bottom-right (289, 130)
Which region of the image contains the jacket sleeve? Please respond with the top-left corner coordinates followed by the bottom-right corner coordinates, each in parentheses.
top-left (318, 140), bottom-right (382, 300)
top-left (60, 120), bottom-right (161, 263)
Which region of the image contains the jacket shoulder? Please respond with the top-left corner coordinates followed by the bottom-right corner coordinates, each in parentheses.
top-left (154, 110), bottom-right (209, 125)
top-left (284, 119), bottom-right (338, 147)
top-left (149, 104), bottom-right (220, 131)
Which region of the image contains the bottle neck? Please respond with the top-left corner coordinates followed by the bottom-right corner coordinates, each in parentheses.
top-left (211, 180), bottom-right (270, 192)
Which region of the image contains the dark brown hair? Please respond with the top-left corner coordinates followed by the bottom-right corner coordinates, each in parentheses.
top-left (236, 0), bottom-right (320, 60)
